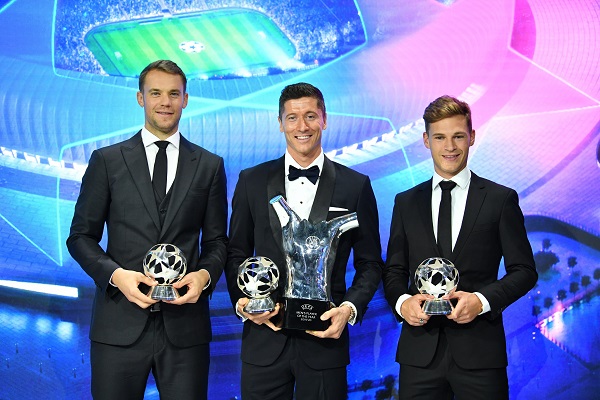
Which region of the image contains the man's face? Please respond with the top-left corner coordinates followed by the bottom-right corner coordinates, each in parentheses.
top-left (279, 97), bottom-right (326, 166)
top-left (137, 69), bottom-right (188, 139)
top-left (423, 115), bottom-right (475, 179)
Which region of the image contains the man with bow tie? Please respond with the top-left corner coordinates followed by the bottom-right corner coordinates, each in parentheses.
top-left (225, 82), bottom-right (384, 400)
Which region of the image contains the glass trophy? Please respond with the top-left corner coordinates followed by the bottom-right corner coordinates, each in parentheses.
top-left (415, 257), bottom-right (459, 315)
top-left (237, 256), bottom-right (279, 313)
top-left (143, 243), bottom-right (187, 301)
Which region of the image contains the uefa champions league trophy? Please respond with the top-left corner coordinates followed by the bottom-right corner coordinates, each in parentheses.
top-left (270, 195), bottom-right (359, 330)
top-left (415, 257), bottom-right (459, 315)
top-left (143, 243), bottom-right (187, 301)
top-left (237, 256), bottom-right (280, 313)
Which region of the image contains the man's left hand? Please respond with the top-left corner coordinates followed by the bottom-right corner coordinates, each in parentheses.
top-left (168, 270), bottom-right (210, 305)
top-left (445, 291), bottom-right (482, 324)
top-left (306, 305), bottom-right (352, 339)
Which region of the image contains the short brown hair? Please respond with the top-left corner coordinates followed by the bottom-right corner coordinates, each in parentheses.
top-left (138, 60), bottom-right (187, 93)
top-left (278, 82), bottom-right (326, 119)
top-left (423, 95), bottom-right (472, 134)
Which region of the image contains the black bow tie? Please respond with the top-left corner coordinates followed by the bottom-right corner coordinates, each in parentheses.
top-left (288, 165), bottom-right (320, 184)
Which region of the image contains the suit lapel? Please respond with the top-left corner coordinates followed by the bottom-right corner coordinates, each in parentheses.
top-left (160, 135), bottom-right (199, 237)
top-left (453, 173), bottom-right (486, 260)
top-left (417, 179), bottom-right (440, 257)
top-left (267, 157), bottom-right (286, 251)
top-left (121, 131), bottom-right (161, 231)
top-left (308, 156), bottom-right (335, 223)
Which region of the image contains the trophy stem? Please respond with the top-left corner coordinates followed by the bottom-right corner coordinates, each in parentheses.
top-left (422, 299), bottom-right (453, 315)
top-left (149, 285), bottom-right (180, 301)
top-left (243, 297), bottom-right (276, 314)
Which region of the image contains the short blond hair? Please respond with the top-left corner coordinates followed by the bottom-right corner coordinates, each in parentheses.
top-left (423, 95), bottom-right (472, 134)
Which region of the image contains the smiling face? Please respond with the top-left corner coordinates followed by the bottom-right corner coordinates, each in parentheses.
top-left (423, 115), bottom-right (475, 179)
top-left (137, 69), bottom-right (188, 139)
top-left (279, 96), bottom-right (327, 166)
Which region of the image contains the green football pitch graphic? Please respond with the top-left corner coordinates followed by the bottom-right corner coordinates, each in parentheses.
top-left (84, 8), bottom-right (297, 78)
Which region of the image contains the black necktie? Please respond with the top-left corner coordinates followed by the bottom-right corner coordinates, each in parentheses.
top-left (437, 180), bottom-right (457, 259)
top-left (153, 141), bottom-right (169, 200)
top-left (288, 165), bottom-right (320, 185)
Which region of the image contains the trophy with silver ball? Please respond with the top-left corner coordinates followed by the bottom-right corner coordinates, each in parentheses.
top-left (143, 243), bottom-right (187, 301)
top-left (237, 256), bottom-right (280, 314)
top-left (415, 257), bottom-right (459, 315)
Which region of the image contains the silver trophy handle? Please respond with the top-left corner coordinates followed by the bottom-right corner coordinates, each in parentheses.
top-left (270, 195), bottom-right (300, 227)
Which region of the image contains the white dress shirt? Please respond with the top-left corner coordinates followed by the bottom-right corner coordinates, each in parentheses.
top-left (280, 150), bottom-right (325, 221)
top-left (141, 128), bottom-right (180, 194)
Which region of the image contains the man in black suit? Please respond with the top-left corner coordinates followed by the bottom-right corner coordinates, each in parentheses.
top-left (383, 95), bottom-right (537, 400)
top-left (225, 82), bottom-right (383, 400)
top-left (67, 60), bottom-right (227, 400)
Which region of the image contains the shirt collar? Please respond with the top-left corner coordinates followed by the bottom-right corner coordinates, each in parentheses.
top-left (141, 128), bottom-right (180, 150)
top-left (285, 149), bottom-right (325, 172)
top-left (432, 167), bottom-right (471, 190)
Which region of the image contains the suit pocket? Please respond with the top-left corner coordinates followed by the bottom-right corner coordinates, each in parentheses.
top-left (471, 222), bottom-right (496, 232)
top-left (186, 186), bottom-right (210, 197)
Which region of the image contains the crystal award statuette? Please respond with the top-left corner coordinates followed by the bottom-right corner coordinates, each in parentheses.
top-left (415, 257), bottom-right (459, 315)
top-left (143, 243), bottom-right (187, 301)
top-left (237, 256), bottom-right (279, 313)
top-left (270, 195), bottom-right (359, 330)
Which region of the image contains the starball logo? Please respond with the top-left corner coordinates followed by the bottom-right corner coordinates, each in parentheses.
top-left (305, 236), bottom-right (320, 250)
top-left (301, 304), bottom-right (314, 311)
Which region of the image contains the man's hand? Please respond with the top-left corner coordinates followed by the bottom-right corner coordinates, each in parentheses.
top-left (401, 294), bottom-right (433, 327)
top-left (169, 270), bottom-right (210, 305)
top-left (237, 298), bottom-right (282, 331)
top-left (306, 305), bottom-right (351, 339)
top-left (111, 268), bottom-right (157, 309)
top-left (445, 291), bottom-right (482, 324)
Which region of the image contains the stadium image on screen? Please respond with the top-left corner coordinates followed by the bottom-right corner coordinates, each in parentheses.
top-left (53, 0), bottom-right (366, 80)
top-left (84, 9), bottom-right (298, 79)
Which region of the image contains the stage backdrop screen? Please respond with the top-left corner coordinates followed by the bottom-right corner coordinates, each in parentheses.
top-left (0, 0), bottom-right (599, 398)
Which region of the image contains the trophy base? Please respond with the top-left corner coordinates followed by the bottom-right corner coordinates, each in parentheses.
top-left (283, 298), bottom-right (331, 331)
top-left (149, 285), bottom-right (180, 301)
top-left (244, 297), bottom-right (276, 314)
top-left (422, 299), bottom-right (452, 315)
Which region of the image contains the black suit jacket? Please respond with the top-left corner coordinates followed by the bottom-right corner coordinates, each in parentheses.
top-left (226, 156), bottom-right (383, 370)
top-left (67, 132), bottom-right (228, 348)
top-left (383, 172), bottom-right (537, 369)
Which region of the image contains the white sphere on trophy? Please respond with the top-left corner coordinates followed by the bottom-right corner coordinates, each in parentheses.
top-left (143, 243), bottom-right (187, 301)
top-left (237, 256), bottom-right (279, 313)
top-left (238, 256), bottom-right (279, 298)
top-left (415, 257), bottom-right (459, 315)
top-left (143, 243), bottom-right (187, 284)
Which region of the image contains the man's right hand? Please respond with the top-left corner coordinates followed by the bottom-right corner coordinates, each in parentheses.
top-left (400, 294), bottom-right (433, 327)
top-left (111, 268), bottom-right (158, 309)
top-left (237, 298), bottom-right (282, 331)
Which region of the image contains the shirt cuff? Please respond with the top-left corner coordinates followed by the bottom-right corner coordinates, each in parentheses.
top-left (474, 292), bottom-right (490, 314)
top-left (395, 294), bottom-right (412, 319)
top-left (340, 301), bottom-right (357, 325)
top-left (200, 269), bottom-right (211, 290)
top-left (236, 299), bottom-right (248, 322)
top-left (109, 269), bottom-right (119, 287)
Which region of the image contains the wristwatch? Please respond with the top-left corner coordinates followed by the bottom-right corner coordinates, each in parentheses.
top-left (343, 303), bottom-right (356, 322)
